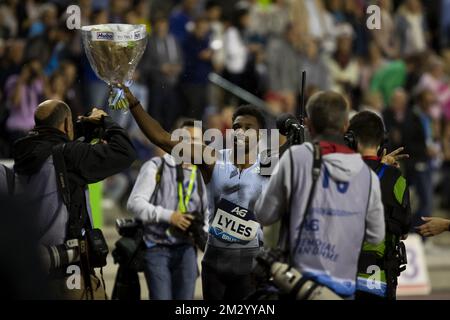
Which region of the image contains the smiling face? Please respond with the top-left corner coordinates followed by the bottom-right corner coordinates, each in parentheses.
top-left (232, 115), bottom-right (260, 153)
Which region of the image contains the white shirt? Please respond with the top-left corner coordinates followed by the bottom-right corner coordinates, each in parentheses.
top-left (223, 27), bottom-right (248, 74)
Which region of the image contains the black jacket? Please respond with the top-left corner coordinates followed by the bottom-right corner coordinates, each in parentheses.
top-left (13, 116), bottom-right (136, 239)
top-left (364, 159), bottom-right (411, 236)
top-left (403, 109), bottom-right (430, 165)
top-left (383, 108), bottom-right (429, 165)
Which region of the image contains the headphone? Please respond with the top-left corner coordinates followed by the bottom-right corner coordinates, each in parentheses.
top-left (344, 130), bottom-right (389, 153)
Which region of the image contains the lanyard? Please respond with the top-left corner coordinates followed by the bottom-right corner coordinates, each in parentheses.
top-left (177, 165), bottom-right (197, 213)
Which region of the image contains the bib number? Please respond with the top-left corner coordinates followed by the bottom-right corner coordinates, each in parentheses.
top-left (209, 199), bottom-right (259, 244)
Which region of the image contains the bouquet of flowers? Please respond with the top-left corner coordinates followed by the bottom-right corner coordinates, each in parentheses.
top-left (81, 24), bottom-right (147, 111)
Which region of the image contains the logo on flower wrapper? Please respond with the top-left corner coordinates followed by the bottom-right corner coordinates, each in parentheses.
top-left (134, 31), bottom-right (141, 40)
top-left (96, 32), bottom-right (114, 40)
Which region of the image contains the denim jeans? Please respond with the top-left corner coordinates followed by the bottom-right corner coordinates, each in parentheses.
top-left (143, 244), bottom-right (197, 300)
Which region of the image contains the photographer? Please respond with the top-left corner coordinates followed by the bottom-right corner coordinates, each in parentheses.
top-left (254, 91), bottom-right (385, 299)
top-left (12, 100), bottom-right (136, 299)
top-left (127, 119), bottom-right (209, 300)
top-left (347, 111), bottom-right (411, 300)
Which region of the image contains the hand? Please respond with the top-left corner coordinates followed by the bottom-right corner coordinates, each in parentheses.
top-left (170, 212), bottom-right (194, 231)
top-left (381, 147), bottom-right (409, 168)
top-left (117, 84), bottom-right (136, 102)
top-left (427, 145), bottom-right (439, 158)
top-left (78, 107), bottom-right (107, 124)
top-left (168, 64), bottom-right (181, 75)
top-left (416, 217), bottom-right (450, 237)
top-left (19, 66), bottom-right (31, 82)
top-left (199, 49), bottom-right (213, 60)
top-left (161, 63), bottom-right (171, 75)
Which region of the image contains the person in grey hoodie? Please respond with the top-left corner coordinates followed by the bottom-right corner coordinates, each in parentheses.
top-left (255, 91), bottom-right (385, 299)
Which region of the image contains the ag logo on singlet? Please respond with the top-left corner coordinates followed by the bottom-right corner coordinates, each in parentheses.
top-left (231, 207), bottom-right (247, 217)
top-left (209, 199), bottom-right (259, 244)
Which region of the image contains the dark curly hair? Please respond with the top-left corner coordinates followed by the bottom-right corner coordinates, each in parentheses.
top-left (232, 105), bottom-right (267, 129)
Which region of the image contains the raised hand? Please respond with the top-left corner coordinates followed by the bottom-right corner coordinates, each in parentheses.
top-left (381, 147), bottom-right (409, 168)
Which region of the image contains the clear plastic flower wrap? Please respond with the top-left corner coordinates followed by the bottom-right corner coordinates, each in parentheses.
top-left (81, 24), bottom-right (147, 111)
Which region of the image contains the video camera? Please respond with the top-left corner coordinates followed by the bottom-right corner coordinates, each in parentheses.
top-left (112, 218), bottom-right (145, 270)
top-left (74, 112), bottom-right (105, 143)
top-left (40, 228), bottom-right (108, 273)
top-left (168, 211), bottom-right (207, 252)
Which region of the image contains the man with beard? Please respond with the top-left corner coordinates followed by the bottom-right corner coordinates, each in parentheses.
top-left (122, 86), bottom-right (269, 300)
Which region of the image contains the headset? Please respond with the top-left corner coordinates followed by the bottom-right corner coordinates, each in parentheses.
top-left (344, 130), bottom-right (389, 154)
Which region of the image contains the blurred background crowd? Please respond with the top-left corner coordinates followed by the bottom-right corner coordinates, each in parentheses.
top-left (1, 0), bottom-right (450, 226)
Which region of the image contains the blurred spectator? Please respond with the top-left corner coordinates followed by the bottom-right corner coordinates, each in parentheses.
top-left (169, 0), bottom-right (199, 45)
top-left (4, 58), bottom-right (45, 144)
top-left (415, 55), bottom-right (450, 121)
top-left (59, 61), bottom-right (84, 117)
top-left (370, 54), bottom-right (424, 105)
top-left (0, 39), bottom-right (25, 91)
top-left (359, 91), bottom-right (385, 117)
top-left (181, 16), bottom-right (213, 120)
top-left (293, 0), bottom-right (336, 53)
top-left (28, 3), bottom-right (58, 38)
top-left (109, 0), bottom-right (131, 23)
top-left (300, 39), bottom-right (331, 92)
top-left (326, 0), bottom-right (346, 24)
top-left (222, 3), bottom-right (262, 102)
top-left (25, 22), bottom-right (71, 76)
top-left (135, 0), bottom-right (152, 34)
top-left (442, 0), bottom-right (450, 48)
top-left (343, 0), bottom-right (370, 57)
top-left (46, 71), bottom-right (66, 101)
top-left (404, 89), bottom-right (439, 232)
top-left (395, 0), bottom-right (429, 57)
top-left (265, 0), bottom-right (291, 37)
top-left (248, 0), bottom-right (290, 39)
top-left (141, 15), bottom-right (183, 131)
top-left (223, 3), bottom-right (250, 87)
top-left (266, 24), bottom-right (302, 114)
top-left (383, 88), bottom-right (410, 151)
top-left (360, 42), bottom-right (388, 92)
top-left (205, 0), bottom-right (225, 72)
top-left (371, 0), bottom-right (400, 59)
top-left (326, 24), bottom-right (360, 94)
top-left (0, 0), bottom-right (18, 39)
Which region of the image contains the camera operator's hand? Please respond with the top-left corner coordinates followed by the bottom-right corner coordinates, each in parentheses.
top-left (381, 147), bottom-right (409, 168)
top-left (78, 108), bottom-right (108, 124)
top-left (170, 211), bottom-right (194, 231)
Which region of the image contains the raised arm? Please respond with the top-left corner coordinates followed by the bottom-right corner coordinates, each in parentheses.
top-left (121, 85), bottom-right (216, 183)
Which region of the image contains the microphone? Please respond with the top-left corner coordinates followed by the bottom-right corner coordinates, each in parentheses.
top-left (276, 113), bottom-right (302, 136)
